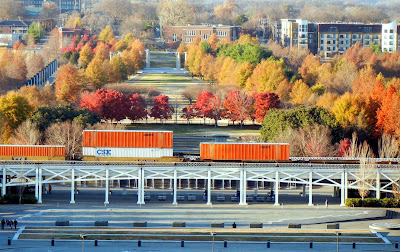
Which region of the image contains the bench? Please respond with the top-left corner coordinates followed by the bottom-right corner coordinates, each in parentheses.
top-left (211, 223), bottom-right (224, 228)
top-left (133, 222), bottom-right (147, 227)
top-left (94, 221), bottom-right (108, 226)
top-left (231, 196), bottom-right (238, 202)
top-left (177, 195), bottom-right (185, 201)
top-left (246, 196), bottom-right (254, 202)
top-left (256, 196), bottom-right (264, 202)
top-left (172, 222), bottom-right (186, 227)
top-left (217, 196), bottom-right (225, 202)
top-left (288, 224), bottom-right (301, 228)
top-left (188, 195), bottom-right (196, 201)
top-left (144, 195), bottom-right (151, 201)
top-left (55, 221), bottom-right (69, 226)
top-left (327, 223), bottom-right (340, 229)
top-left (250, 223), bottom-right (263, 228)
top-left (158, 195), bottom-right (166, 201)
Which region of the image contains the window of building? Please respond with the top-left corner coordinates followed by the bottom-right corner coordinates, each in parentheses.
top-left (390, 41), bottom-right (394, 45)
top-left (339, 34), bottom-right (344, 39)
top-left (200, 31), bottom-right (202, 35)
top-left (390, 35), bottom-right (394, 39)
top-left (390, 29), bottom-right (394, 33)
top-left (327, 46), bottom-right (331, 51)
top-left (204, 34), bottom-right (208, 40)
top-left (321, 46), bottom-right (324, 51)
top-left (216, 31), bottom-right (227, 36)
top-left (321, 34), bottom-right (325, 38)
top-left (346, 34), bottom-right (350, 38)
top-left (185, 30), bottom-right (196, 36)
top-left (333, 40), bottom-right (336, 44)
top-left (374, 35), bottom-right (379, 39)
top-left (172, 34), bottom-right (177, 42)
top-left (333, 46), bottom-right (336, 50)
top-left (327, 40), bottom-right (331, 44)
top-left (384, 29), bottom-right (388, 33)
top-left (308, 39), bottom-right (313, 44)
top-left (320, 40), bottom-right (324, 44)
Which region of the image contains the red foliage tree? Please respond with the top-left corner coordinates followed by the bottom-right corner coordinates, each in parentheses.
top-left (126, 93), bottom-right (147, 122)
top-left (223, 90), bottom-right (254, 127)
top-left (181, 105), bottom-right (196, 124)
top-left (337, 138), bottom-right (351, 157)
top-left (96, 89), bottom-right (129, 121)
top-left (150, 95), bottom-right (174, 123)
top-left (253, 91), bottom-right (280, 122)
top-left (193, 91), bottom-right (225, 127)
top-left (80, 91), bottom-right (102, 115)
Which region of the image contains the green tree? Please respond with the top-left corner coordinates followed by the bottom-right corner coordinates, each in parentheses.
top-left (260, 106), bottom-right (343, 142)
top-left (27, 22), bottom-right (45, 43)
top-left (235, 14), bottom-right (249, 25)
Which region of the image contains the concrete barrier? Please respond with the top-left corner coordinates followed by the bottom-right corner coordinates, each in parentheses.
top-left (94, 221), bottom-right (108, 226)
top-left (288, 224), bottom-right (301, 228)
top-left (133, 222), bottom-right (147, 227)
top-left (250, 223), bottom-right (263, 228)
top-left (172, 222), bottom-right (186, 227)
top-left (210, 223), bottom-right (224, 228)
top-left (55, 221), bottom-right (69, 226)
top-left (327, 223), bottom-right (340, 229)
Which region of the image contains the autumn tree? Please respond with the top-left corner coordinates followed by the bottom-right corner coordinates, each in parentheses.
top-left (193, 91), bottom-right (225, 127)
top-left (96, 89), bottom-right (129, 122)
top-left (98, 25), bottom-right (115, 44)
top-left (0, 91), bottom-right (34, 130)
top-left (254, 91), bottom-right (280, 123)
top-left (378, 134), bottom-right (400, 158)
top-left (0, 0), bottom-right (24, 20)
top-left (45, 120), bottom-right (83, 158)
top-left (78, 43), bottom-right (94, 68)
top-left (223, 90), bottom-right (254, 127)
top-left (332, 92), bottom-right (367, 130)
top-left (55, 63), bottom-right (82, 103)
top-left (159, 0), bottom-right (192, 26)
top-left (150, 95), bottom-right (174, 123)
top-left (375, 85), bottom-right (400, 138)
top-left (181, 105), bottom-right (196, 124)
top-left (290, 80), bottom-right (312, 105)
top-left (126, 93), bottom-right (147, 122)
top-left (245, 57), bottom-right (287, 92)
top-left (10, 120), bottom-right (41, 145)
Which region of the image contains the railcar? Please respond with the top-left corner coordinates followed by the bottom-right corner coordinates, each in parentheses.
top-left (199, 142), bottom-right (290, 162)
top-left (0, 145), bottom-right (66, 161)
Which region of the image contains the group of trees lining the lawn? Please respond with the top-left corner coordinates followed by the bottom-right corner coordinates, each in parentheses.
top-left (183, 34), bottom-right (400, 158)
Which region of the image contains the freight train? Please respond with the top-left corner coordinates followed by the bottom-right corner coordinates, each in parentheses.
top-left (0, 130), bottom-right (290, 162)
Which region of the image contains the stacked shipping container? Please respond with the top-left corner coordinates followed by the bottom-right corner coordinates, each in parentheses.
top-left (82, 130), bottom-right (174, 160)
top-left (200, 142), bottom-right (290, 161)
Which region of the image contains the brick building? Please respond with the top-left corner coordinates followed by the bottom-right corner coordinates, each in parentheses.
top-left (163, 24), bottom-right (240, 46)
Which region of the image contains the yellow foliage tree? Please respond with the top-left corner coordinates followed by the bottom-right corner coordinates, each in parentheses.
top-left (290, 79), bottom-right (312, 105)
top-left (245, 57), bottom-right (287, 92)
top-left (55, 63), bottom-right (82, 103)
top-left (332, 92), bottom-right (367, 129)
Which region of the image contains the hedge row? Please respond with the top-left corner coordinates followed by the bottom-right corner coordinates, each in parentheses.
top-left (345, 198), bottom-right (399, 208)
top-left (0, 194), bottom-right (37, 204)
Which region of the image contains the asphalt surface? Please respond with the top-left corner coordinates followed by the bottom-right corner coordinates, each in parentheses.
top-left (0, 185), bottom-right (399, 251)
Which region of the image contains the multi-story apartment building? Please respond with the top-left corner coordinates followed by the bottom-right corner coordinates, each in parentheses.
top-left (22, 0), bottom-right (81, 13)
top-left (0, 20), bottom-right (32, 47)
top-left (275, 19), bottom-right (400, 56)
top-left (163, 24), bottom-right (240, 46)
top-left (318, 23), bottom-right (381, 57)
top-left (280, 19), bottom-right (318, 54)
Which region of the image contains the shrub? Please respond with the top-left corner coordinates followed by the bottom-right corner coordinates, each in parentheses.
top-left (363, 198), bottom-right (380, 207)
top-left (345, 198), bottom-right (362, 207)
top-left (380, 198), bottom-right (399, 208)
top-left (3, 194), bottom-right (37, 204)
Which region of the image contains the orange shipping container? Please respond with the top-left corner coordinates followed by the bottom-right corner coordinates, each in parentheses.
top-left (82, 130), bottom-right (173, 148)
top-left (0, 145), bottom-right (66, 157)
top-left (200, 142), bottom-right (290, 161)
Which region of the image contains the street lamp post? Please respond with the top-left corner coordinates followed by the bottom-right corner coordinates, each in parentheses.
top-left (211, 232), bottom-right (216, 252)
top-left (336, 232), bottom-right (341, 252)
top-left (80, 233), bottom-right (87, 252)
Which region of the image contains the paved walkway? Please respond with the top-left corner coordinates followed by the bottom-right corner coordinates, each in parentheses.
top-left (0, 186), bottom-right (399, 251)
